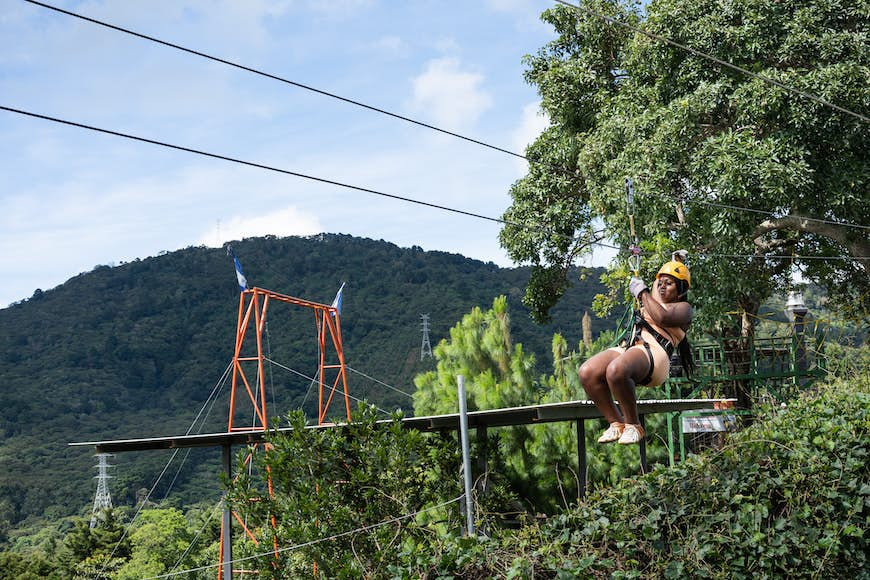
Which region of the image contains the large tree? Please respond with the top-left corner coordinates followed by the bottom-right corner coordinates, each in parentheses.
top-left (501, 0), bottom-right (869, 331)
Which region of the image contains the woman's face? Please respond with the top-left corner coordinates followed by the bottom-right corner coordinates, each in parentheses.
top-left (657, 274), bottom-right (680, 303)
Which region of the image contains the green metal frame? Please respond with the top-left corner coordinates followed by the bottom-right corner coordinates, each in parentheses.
top-left (663, 330), bottom-right (829, 463)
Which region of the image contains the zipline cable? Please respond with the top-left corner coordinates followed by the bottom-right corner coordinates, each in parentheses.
top-left (167, 500), bottom-right (224, 576)
top-left (553, 0), bottom-right (870, 124)
top-left (0, 106), bottom-right (525, 227)
top-left (22, 0), bottom-right (527, 161)
top-left (3, 105), bottom-right (867, 264)
top-left (346, 365), bottom-right (414, 399)
top-left (263, 356), bottom-right (392, 416)
top-left (16, 3), bottom-right (869, 235)
top-left (24, 0), bottom-right (868, 197)
top-left (97, 361), bottom-right (232, 575)
top-left (94, 448), bottom-right (182, 580)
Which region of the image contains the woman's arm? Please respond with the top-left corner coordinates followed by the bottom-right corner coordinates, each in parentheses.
top-left (641, 282), bottom-right (693, 329)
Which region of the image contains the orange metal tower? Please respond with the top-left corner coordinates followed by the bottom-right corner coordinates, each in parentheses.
top-left (227, 286), bottom-right (351, 430)
top-left (219, 286), bottom-right (351, 577)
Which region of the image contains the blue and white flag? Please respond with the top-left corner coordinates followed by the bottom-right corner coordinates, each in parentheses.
top-left (233, 257), bottom-right (247, 292)
top-left (331, 282), bottom-right (345, 315)
top-left (227, 246), bottom-right (247, 292)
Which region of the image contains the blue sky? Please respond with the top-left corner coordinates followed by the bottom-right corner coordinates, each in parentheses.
top-left (1, 0), bottom-right (614, 308)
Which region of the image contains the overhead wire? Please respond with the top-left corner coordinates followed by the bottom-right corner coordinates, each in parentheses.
top-left (0, 106), bottom-right (521, 227)
top-left (263, 356), bottom-right (392, 416)
top-left (25, 0), bottom-right (869, 234)
top-left (685, 199), bottom-right (870, 231)
top-left (10, 2), bottom-right (869, 248)
top-left (97, 361), bottom-right (232, 575)
top-left (95, 448), bottom-right (182, 580)
top-left (167, 501), bottom-right (224, 576)
top-left (4, 105), bottom-right (866, 266)
top-left (346, 365), bottom-right (414, 399)
top-left (0, 104), bottom-right (620, 253)
top-left (22, 0), bottom-right (527, 161)
top-left (553, 0), bottom-right (870, 124)
top-left (139, 494), bottom-right (465, 580)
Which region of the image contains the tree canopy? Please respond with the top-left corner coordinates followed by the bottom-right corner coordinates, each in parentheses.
top-left (501, 0), bottom-right (869, 330)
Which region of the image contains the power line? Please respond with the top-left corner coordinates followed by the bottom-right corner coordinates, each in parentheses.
top-left (19, 4), bottom-right (868, 233)
top-left (23, 0), bottom-right (527, 161)
top-left (5, 105), bottom-right (867, 266)
top-left (683, 199), bottom-right (870, 231)
top-left (139, 494), bottom-right (465, 579)
top-left (0, 104), bottom-right (617, 252)
top-left (553, 0), bottom-right (870, 124)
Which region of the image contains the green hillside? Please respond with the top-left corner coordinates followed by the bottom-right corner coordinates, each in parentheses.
top-left (0, 234), bottom-right (613, 544)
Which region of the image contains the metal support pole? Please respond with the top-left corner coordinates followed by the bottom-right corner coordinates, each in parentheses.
top-left (476, 426), bottom-right (488, 495)
top-left (457, 375), bottom-right (475, 537)
top-left (639, 414), bottom-right (648, 474)
top-left (576, 418), bottom-right (587, 500)
top-left (222, 444), bottom-right (233, 580)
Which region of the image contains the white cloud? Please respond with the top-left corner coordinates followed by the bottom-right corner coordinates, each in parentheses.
top-left (367, 35), bottom-right (408, 57)
top-left (303, 0), bottom-right (373, 17)
top-left (511, 101), bottom-right (549, 174)
top-left (408, 57), bottom-right (493, 131)
top-left (198, 206), bottom-right (323, 247)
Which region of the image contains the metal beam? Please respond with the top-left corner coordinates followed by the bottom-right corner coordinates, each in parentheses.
top-left (70, 398), bottom-right (734, 453)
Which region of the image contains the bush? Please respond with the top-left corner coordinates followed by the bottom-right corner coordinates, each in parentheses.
top-left (397, 373), bottom-right (870, 578)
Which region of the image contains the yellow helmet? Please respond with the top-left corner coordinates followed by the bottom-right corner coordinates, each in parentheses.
top-left (657, 260), bottom-right (691, 287)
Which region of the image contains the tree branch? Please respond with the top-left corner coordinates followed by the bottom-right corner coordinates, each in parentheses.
top-left (753, 215), bottom-right (870, 272)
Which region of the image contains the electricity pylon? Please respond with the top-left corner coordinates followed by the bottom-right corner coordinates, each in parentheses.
top-left (90, 453), bottom-right (114, 528)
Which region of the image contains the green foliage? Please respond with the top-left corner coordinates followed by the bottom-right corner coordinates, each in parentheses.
top-left (113, 508), bottom-right (195, 579)
top-left (412, 297), bottom-right (673, 513)
top-left (413, 296), bottom-right (539, 414)
top-left (824, 343), bottom-right (870, 380)
top-left (0, 234), bottom-right (614, 543)
top-left (226, 404), bottom-right (464, 578)
top-left (0, 551), bottom-right (58, 580)
top-left (396, 372), bottom-right (870, 577)
top-left (501, 0), bottom-right (869, 326)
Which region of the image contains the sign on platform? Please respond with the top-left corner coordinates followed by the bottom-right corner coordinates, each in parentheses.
top-left (682, 413), bottom-right (737, 433)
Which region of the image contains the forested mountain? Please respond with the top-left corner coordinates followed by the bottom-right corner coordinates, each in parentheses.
top-left (0, 233), bottom-right (613, 544)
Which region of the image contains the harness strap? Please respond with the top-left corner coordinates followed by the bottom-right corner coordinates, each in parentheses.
top-left (632, 312), bottom-right (676, 357)
top-left (639, 341), bottom-right (655, 385)
top-left (631, 309), bottom-right (682, 386)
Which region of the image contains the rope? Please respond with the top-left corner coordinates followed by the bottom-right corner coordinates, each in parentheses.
top-left (625, 177), bottom-right (641, 277)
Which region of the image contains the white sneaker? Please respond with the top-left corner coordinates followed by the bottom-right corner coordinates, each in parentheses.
top-left (597, 422), bottom-right (625, 443)
top-left (618, 424), bottom-right (645, 445)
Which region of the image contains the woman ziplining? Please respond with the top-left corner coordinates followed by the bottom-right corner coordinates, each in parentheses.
top-left (578, 179), bottom-right (695, 444)
top-left (579, 253), bottom-right (695, 444)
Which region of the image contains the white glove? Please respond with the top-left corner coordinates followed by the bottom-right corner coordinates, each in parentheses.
top-left (629, 277), bottom-right (648, 298)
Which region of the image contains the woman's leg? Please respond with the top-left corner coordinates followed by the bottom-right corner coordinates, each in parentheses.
top-left (578, 349), bottom-right (624, 424)
top-left (604, 347), bottom-right (654, 425)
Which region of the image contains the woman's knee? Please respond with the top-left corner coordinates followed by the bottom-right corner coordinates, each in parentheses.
top-left (605, 359), bottom-right (630, 385)
top-left (578, 361), bottom-right (601, 390)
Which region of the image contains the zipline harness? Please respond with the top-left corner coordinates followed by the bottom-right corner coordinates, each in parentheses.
top-left (623, 178), bottom-right (681, 384)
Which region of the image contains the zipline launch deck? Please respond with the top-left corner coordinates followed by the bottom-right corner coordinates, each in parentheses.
top-left (71, 396), bottom-right (736, 579)
top-left (70, 398), bottom-right (733, 453)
